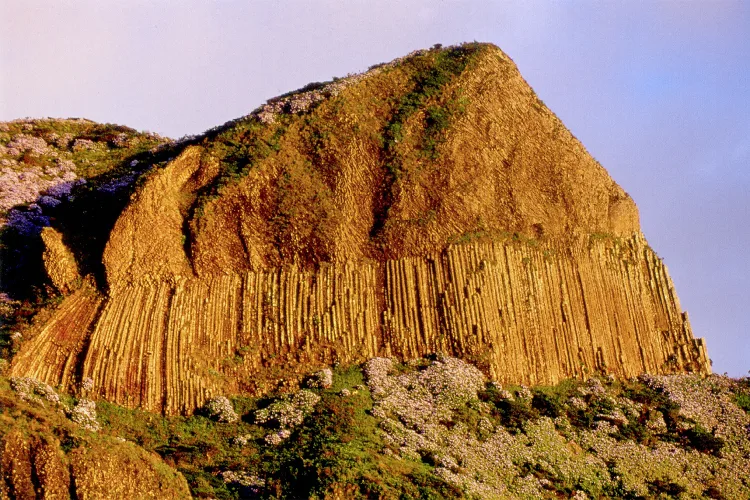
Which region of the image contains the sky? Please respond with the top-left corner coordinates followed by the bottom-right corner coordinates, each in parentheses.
top-left (1, 0), bottom-right (748, 376)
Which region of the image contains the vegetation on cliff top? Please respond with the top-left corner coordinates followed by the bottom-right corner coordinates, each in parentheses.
top-left (1, 357), bottom-right (748, 498)
top-left (0, 118), bottom-right (180, 357)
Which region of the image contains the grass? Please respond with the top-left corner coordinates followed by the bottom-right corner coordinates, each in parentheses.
top-left (371, 45), bottom-right (479, 242)
top-left (1, 363), bottom-right (749, 498)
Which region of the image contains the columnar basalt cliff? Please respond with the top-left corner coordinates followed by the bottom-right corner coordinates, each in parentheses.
top-left (8, 43), bottom-right (710, 414)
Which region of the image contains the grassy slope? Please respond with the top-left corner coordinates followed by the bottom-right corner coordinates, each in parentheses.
top-left (1, 361), bottom-right (748, 499)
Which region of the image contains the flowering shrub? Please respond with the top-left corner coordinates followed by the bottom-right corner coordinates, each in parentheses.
top-left (203, 396), bottom-right (239, 423)
top-left (221, 471), bottom-right (265, 496)
top-left (68, 399), bottom-right (101, 432)
top-left (255, 389), bottom-right (320, 431)
top-left (516, 385), bottom-right (533, 401)
top-left (3, 355), bottom-right (749, 498)
top-left (5, 134), bottom-right (51, 156)
top-left (97, 172), bottom-right (138, 194)
top-left (361, 357), bottom-right (750, 498)
top-left (0, 164), bottom-right (78, 213)
top-left (80, 377), bottom-right (94, 392)
top-left (230, 434), bottom-right (252, 447)
top-left (71, 138), bottom-right (98, 151)
top-left (264, 428), bottom-right (291, 445)
top-left (0, 118), bottom-right (169, 228)
top-left (305, 368), bottom-right (333, 389)
top-left (365, 355), bottom-right (486, 433)
top-left (10, 376), bottom-right (62, 406)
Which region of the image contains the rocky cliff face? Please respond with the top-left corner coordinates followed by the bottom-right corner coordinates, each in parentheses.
top-left (7, 43), bottom-right (709, 414)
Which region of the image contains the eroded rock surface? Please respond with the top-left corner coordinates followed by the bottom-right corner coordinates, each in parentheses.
top-left (8, 43), bottom-right (710, 414)
top-left (0, 430), bottom-right (190, 499)
top-left (41, 227), bottom-right (81, 294)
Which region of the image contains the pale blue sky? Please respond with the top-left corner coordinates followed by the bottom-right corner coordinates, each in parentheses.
top-left (1, 1), bottom-right (748, 376)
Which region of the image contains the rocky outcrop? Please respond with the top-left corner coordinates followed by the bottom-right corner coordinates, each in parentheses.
top-left (0, 431), bottom-right (191, 499)
top-left (0, 432), bottom-right (70, 499)
top-left (67, 441), bottom-right (191, 499)
top-left (7, 43), bottom-right (710, 414)
top-left (41, 227), bottom-right (81, 294)
top-left (102, 146), bottom-right (218, 288)
top-left (10, 282), bottom-right (102, 389)
top-left (187, 45), bottom-right (640, 273)
top-left (11, 235), bottom-right (709, 414)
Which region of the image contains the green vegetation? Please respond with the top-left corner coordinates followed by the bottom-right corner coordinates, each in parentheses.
top-left (735, 377), bottom-right (750, 414)
top-left (371, 45), bottom-right (478, 241)
top-left (206, 120), bottom-right (285, 192)
top-left (0, 118), bottom-right (168, 179)
top-left (736, 392), bottom-right (750, 414)
top-left (447, 228), bottom-right (540, 248)
top-left (0, 363), bottom-right (749, 498)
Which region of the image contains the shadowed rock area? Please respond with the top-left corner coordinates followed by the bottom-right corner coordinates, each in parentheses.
top-left (6, 43), bottom-right (709, 415)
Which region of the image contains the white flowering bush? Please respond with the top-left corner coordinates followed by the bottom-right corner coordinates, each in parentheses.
top-left (5, 134), bottom-right (51, 156)
top-left (221, 470), bottom-right (265, 496)
top-left (10, 376), bottom-right (61, 407)
top-left (68, 399), bottom-right (101, 432)
top-left (230, 434), bottom-right (253, 447)
top-left (264, 428), bottom-right (291, 445)
top-left (255, 389), bottom-right (320, 429)
top-left (361, 356), bottom-right (750, 498)
top-left (365, 355), bottom-right (486, 433)
top-left (203, 396), bottom-right (239, 423)
top-left (71, 138), bottom-right (98, 152)
top-left (80, 377), bottom-right (94, 392)
top-left (305, 368), bottom-right (333, 389)
top-left (255, 389), bottom-right (320, 444)
top-left (516, 385), bottom-right (533, 401)
top-left (0, 118), bottom-right (169, 242)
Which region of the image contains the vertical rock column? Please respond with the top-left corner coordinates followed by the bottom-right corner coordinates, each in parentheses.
top-left (382, 236), bottom-right (710, 386)
top-left (10, 282), bottom-right (102, 391)
top-left (81, 282), bottom-right (172, 411)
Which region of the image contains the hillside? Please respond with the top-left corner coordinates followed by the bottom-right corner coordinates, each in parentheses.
top-left (1, 358), bottom-right (749, 498)
top-left (0, 41), bottom-right (733, 499)
top-left (0, 117), bottom-right (172, 299)
top-left (1, 43), bottom-right (710, 417)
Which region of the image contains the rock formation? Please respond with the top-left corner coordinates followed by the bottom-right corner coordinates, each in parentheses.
top-left (0, 430), bottom-right (191, 498)
top-left (41, 227), bottom-right (82, 294)
top-left (8, 43), bottom-right (710, 414)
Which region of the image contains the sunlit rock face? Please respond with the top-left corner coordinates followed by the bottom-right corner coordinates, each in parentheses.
top-left (8, 43), bottom-right (709, 414)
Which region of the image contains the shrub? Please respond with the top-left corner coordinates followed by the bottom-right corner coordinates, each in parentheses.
top-left (10, 376), bottom-right (61, 406)
top-left (735, 392), bottom-right (750, 414)
top-left (255, 389), bottom-right (320, 435)
top-left (531, 391), bottom-right (565, 418)
top-left (262, 394), bottom-right (357, 497)
top-left (480, 386), bottom-right (540, 433)
top-left (305, 368), bottom-right (333, 389)
top-left (683, 424), bottom-right (724, 456)
top-left (68, 399), bottom-right (101, 432)
top-left (203, 396), bottom-right (239, 423)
